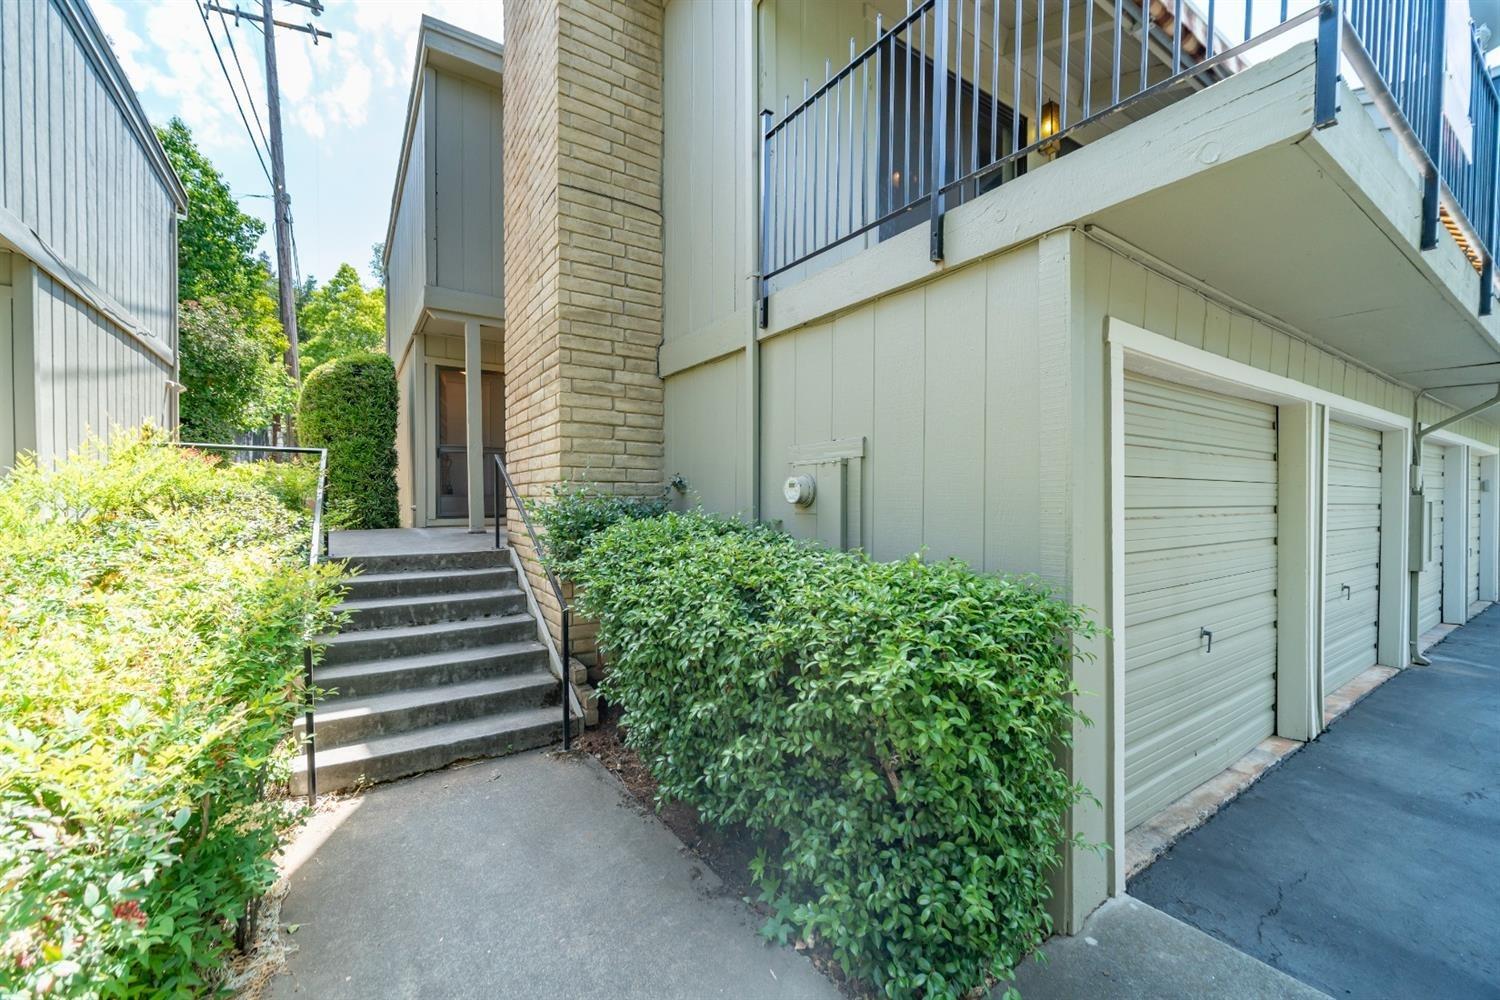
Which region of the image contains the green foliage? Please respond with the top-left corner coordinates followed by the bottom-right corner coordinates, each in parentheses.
top-left (157, 118), bottom-right (291, 439)
top-left (532, 484), bottom-right (670, 566)
top-left (296, 264), bottom-right (386, 372)
top-left (297, 353), bottom-right (399, 530)
top-left (0, 432), bottom-right (344, 996)
top-left (565, 512), bottom-right (1095, 998)
top-left (155, 118), bottom-right (272, 319)
top-left (177, 298), bottom-right (295, 443)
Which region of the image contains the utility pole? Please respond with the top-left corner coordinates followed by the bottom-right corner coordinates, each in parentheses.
top-left (261, 0), bottom-right (299, 389)
top-left (204, 1), bottom-right (329, 439)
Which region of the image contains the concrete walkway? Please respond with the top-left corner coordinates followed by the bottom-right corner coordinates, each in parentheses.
top-left (1131, 606), bottom-right (1500, 997)
top-left (1008, 896), bottom-right (1327, 999)
top-left (267, 751), bottom-right (836, 999)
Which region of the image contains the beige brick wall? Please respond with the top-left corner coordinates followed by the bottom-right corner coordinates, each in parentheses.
top-left (502, 0), bottom-right (666, 651)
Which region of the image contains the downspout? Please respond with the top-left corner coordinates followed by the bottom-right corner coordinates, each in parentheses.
top-left (745, 0), bottom-right (763, 520)
top-left (1408, 385), bottom-right (1500, 665)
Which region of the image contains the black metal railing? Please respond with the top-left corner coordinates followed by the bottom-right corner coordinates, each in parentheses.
top-left (491, 454), bottom-right (572, 751)
top-left (1344, 0), bottom-right (1500, 311)
top-left (176, 442), bottom-right (328, 804)
top-left (760, 0), bottom-right (1500, 318)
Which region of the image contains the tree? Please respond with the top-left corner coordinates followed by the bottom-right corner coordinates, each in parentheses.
top-left (156, 118), bottom-right (273, 316)
top-left (369, 242), bottom-right (385, 283)
top-left (156, 118), bottom-right (291, 439)
top-left (178, 298), bottom-right (295, 441)
top-left (297, 263), bottom-right (386, 371)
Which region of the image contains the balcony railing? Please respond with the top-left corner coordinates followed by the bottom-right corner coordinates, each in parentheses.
top-left (758, 0), bottom-right (1500, 321)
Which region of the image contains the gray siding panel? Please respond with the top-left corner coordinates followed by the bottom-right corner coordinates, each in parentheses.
top-left (0, 0), bottom-right (178, 457)
top-left (431, 69), bottom-right (503, 300)
top-left (30, 271), bottom-right (171, 463)
top-left (0, 0), bottom-right (177, 346)
top-left (387, 96), bottom-right (429, 361)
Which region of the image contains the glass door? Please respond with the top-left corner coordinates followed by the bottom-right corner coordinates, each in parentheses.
top-left (435, 366), bottom-right (505, 520)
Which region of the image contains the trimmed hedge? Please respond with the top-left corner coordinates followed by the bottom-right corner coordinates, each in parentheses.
top-left (0, 433), bottom-right (343, 995)
top-left (532, 483), bottom-right (670, 566)
top-left (563, 512), bottom-right (1094, 998)
top-left (298, 352), bottom-right (399, 529)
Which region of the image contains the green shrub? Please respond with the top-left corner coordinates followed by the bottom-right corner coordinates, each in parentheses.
top-left (532, 483), bottom-right (671, 566)
top-left (566, 512), bottom-right (1094, 998)
top-left (297, 352), bottom-right (398, 530)
top-left (0, 432), bottom-right (344, 996)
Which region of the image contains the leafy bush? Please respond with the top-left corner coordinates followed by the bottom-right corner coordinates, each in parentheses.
top-left (566, 512), bottom-right (1093, 998)
top-left (532, 483), bottom-right (670, 566)
top-left (297, 352), bottom-right (399, 530)
top-left (178, 297), bottom-right (294, 443)
top-left (0, 433), bottom-right (343, 996)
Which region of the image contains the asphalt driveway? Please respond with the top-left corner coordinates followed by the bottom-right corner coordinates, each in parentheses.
top-left (1130, 607), bottom-right (1500, 998)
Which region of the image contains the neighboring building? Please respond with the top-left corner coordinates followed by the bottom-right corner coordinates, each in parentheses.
top-left (383, 17), bottom-right (506, 531)
top-left (389, 0), bottom-right (1500, 934)
top-left (0, 0), bottom-right (187, 470)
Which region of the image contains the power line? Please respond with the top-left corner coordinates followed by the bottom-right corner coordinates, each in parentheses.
top-left (212, 1), bottom-right (272, 156)
top-left (193, 0), bottom-right (273, 187)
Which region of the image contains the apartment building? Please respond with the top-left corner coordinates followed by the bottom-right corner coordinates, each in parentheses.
top-left (449, 0), bottom-right (1500, 930)
top-left (0, 0), bottom-right (186, 469)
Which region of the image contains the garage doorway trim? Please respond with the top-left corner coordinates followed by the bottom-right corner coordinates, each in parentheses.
top-left (1104, 316), bottom-right (1416, 896)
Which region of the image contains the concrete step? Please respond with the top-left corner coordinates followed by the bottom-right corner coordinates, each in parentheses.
top-left (290, 705), bottom-right (572, 794)
top-left (341, 566), bottom-right (517, 601)
top-left (313, 641), bottom-right (549, 699)
top-left (335, 549), bottom-right (510, 576)
top-left (339, 588), bottom-right (527, 631)
top-left (318, 615), bottom-right (535, 666)
top-left (297, 672), bottom-right (560, 745)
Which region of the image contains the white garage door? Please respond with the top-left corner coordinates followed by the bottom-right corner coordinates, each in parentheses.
top-left (1469, 453), bottom-right (1482, 611)
top-left (1418, 441), bottom-right (1447, 635)
top-left (1323, 422), bottom-right (1381, 693)
top-left (1124, 374), bottom-right (1278, 831)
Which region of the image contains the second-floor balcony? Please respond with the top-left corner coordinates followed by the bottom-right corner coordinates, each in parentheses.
top-left (756, 0), bottom-right (1500, 414)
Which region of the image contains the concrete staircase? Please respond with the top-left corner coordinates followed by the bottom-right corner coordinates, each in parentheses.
top-left (291, 547), bottom-right (565, 795)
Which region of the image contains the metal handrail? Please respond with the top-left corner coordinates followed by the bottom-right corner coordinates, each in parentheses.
top-left (759, 0), bottom-right (1500, 317)
top-left (491, 454), bottom-right (572, 751)
top-left (175, 441), bottom-right (328, 804)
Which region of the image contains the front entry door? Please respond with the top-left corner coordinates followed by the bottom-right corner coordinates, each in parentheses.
top-left (435, 366), bottom-right (504, 520)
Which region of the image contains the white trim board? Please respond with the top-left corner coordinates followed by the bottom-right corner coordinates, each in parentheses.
top-left (1108, 317), bottom-right (1499, 453)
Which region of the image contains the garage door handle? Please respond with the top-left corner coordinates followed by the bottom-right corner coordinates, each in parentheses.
top-left (1200, 627), bottom-right (1213, 653)
top-left (1341, 583), bottom-right (1352, 601)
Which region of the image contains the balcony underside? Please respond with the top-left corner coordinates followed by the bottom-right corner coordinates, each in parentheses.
top-left (1089, 80), bottom-right (1500, 414)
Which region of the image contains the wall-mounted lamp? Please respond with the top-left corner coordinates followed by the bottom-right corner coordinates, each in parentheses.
top-left (1039, 100), bottom-right (1062, 158)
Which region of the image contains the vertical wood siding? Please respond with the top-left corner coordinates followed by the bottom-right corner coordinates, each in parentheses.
top-left (28, 270), bottom-right (171, 464)
top-left (387, 93), bottom-right (430, 361)
top-left (662, 0), bottom-right (750, 344)
top-left (663, 352), bottom-right (747, 514)
top-left (431, 69), bottom-right (503, 301)
top-left (0, 0), bottom-right (179, 456)
top-left (754, 241), bottom-right (1056, 575)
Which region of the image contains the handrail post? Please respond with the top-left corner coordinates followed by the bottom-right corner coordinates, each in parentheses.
top-left (1419, 0), bottom-right (1446, 251)
top-left (758, 108), bottom-right (774, 329)
top-left (169, 440), bottom-right (326, 806)
top-left (491, 453), bottom-right (574, 750)
top-left (1312, 0), bottom-right (1341, 129)
top-left (929, 0), bottom-right (948, 262)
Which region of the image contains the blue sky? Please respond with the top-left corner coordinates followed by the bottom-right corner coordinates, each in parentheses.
top-left (92, 0), bottom-right (502, 288)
